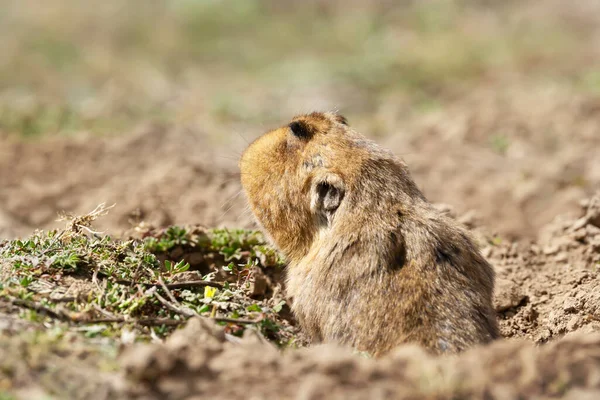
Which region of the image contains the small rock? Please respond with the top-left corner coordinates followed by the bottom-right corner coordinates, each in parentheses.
top-left (548, 310), bottom-right (560, 324)
top-left (494, 278), bottom-right (526, 312)
top-left (572, 229), bottom-right (587, 242)
top-left (587, 224), bottom-right (600, 235)
top-left (591, 215), bottom-right (600, 229)
top-left (555, 252), bottom-right (568, 262)
top-left (537, 328), bottom-right (551, 342)
top-left (580, 198), bottom-right (590, 209)
top-left (566, 315), bottom-right (582, 332)
top-left (562, 297), bottom-right (580, 313)
top-left (543, 245), bottom-right (560, 256)
top-left (171, 271), bottom-right (203, 283)
top-left (522, 305), bottom-right (539, 323)
top-left (571, 217), bottom-right (589, 232)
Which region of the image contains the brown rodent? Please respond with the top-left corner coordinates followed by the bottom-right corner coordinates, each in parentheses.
top-left (239, 112), bottom-right (499, 356)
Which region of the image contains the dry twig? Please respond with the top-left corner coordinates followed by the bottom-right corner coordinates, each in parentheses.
top-left (115, 279), bottom-right (224, 290)
top-left (2, 295), bottom-right (257, 327)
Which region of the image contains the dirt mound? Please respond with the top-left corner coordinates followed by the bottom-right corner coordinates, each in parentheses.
top-left (0, 126), bottom-right (252, 239)
top-left (492, 190), bottom-right (600, 342)
top-left (120, 317), bottom-right (600, 400)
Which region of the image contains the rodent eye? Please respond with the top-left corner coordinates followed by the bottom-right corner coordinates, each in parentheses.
top-left (289, 121), bottom-right (311, 139)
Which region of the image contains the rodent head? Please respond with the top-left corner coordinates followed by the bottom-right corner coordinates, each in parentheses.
top-left (240, 111), bottom-right (422, 262)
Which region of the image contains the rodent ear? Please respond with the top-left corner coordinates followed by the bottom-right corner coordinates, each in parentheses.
top-left (289, 120), bottom-right (313, 139)
top-left (310, 174), bottom-right (345, 222)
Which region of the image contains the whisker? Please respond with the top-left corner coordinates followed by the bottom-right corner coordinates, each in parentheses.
top-left (233, 130), bottom-right (250, 145)
top-left (218, 177), bottom-right (242, 185)
top-left (233, 205), bottom-right (254, 225)
top-left (223, 188), bottom-right (244, 207)
top-left (394, 151), bottom-right (420, 158)
top-left (218, 189), bottom-right (245, 221)
top-left (217, 155), bottom-right (242, 162)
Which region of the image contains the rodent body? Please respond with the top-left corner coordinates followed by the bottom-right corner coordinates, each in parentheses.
top-left (240, 112), bottom-right (499, 356)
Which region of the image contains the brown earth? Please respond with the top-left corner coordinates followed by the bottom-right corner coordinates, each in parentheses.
top-left (0, 125), bottom-right (253, 239)
top-left (120, 320), bottom-right (600, 400)
top-left (1, 120), bottom-right (600, 397)
top-left (1, 85), bottom-right (599, 241)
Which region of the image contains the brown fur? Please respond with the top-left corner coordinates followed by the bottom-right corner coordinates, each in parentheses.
top-left (240, 112), bottom-right (499, 356)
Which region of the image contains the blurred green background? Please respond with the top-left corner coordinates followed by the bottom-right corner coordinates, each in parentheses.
top-left (1, 0), bottom-right (600, 240)
top-left (1, 0), bottom-right (598, 140)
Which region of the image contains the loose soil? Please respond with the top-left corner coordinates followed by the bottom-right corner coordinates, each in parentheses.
top-left (1, 120), bottom-right (600, 397)
top-left (2, 86), bottom-right (599, 241)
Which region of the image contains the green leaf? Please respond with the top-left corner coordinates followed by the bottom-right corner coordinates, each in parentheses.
top-left (246, 304), bottom-right (262, 312)
top-left (198, 304), bottom-right (211, 314)
top-left (173, 260), bottom-right (190, 274)
top-left (273, 300), bottom-right (286, 313)
top-left (19, 276), bottom-right (33, 288)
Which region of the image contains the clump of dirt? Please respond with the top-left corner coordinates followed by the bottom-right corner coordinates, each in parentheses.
top-left (0, 317), bottom-right (121, 400)
top-left (120, 317), bottom-right (600, 400)
top-left (490, 190), bottom-right (600, 342)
